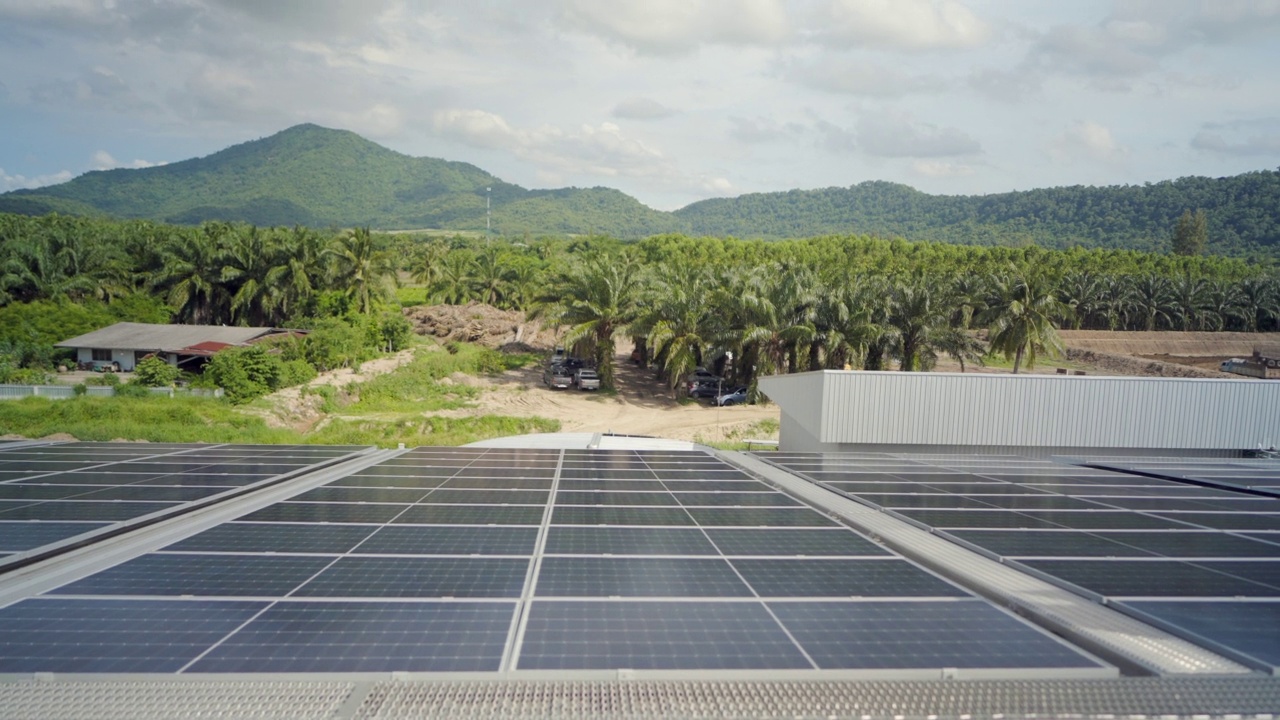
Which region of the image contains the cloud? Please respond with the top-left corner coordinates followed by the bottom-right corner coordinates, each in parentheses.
top-left (612, 97), bottom-right (677, 120)
top-left (0, 167), bottom-right (74, 192)
top-left (433, 108), bottom-right (675, 180)
top-left (729, 115), bottom-right (801, 144)
top-left (912, 160), bottom-right (975, 177)
top-left (815, 0), bottom-right (991, 51)
top-left (1191, 118), bottom-right (1280, 157)
top-left (784, 57), bottom-right (947, 97)
top-left (28, 65), bottom-right (152, 113)
top-left (1050, 121), bottom-right (1129, 164)
top-left (855, 112), bottom-right (982, 158)
top-left (90, 151), bottom-right (161, 170)
top-left (556, 0), bottom-right (791, 53)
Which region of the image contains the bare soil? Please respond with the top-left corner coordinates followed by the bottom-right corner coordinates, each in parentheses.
top-left (403, 302), bottom-right (560, 351)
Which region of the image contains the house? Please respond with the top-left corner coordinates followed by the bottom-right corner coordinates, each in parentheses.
top-left (56, 322), bottom-right (301, 371)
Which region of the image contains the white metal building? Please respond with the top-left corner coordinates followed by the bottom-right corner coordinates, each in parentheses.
top-left (758, 370), bottom-right (1280, 455)
top-left (56, 322), bottom-right (295, 371)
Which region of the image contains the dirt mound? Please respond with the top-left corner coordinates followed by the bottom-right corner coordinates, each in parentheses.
top-left (1060, 331), bottom-right (1280, 358)
top-left (403, 302), bottom-right (558, 351)
top-left (1065, 348), bottom-right (1228, 378)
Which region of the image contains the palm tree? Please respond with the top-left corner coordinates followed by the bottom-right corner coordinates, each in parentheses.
top-left (432, 250), bottom-right (479, 305)
top-left (326, 227), bottom-right (395, 314)
top-left (151, 222), bottom-right (230, 325)
top-left (1235, 276), bottom-right (1280, 333)
top-left (1099, 275), bottom-right (1137, 331)
top-left (472, 246), bottom-right (513, 307)
top-left (540, 251), bottom-right (644, 390)
top-left (982, 272), bottom-right (1067, 374)
top-left (636, 264), bottom-right (715, 397)
top-left (221, 225), bottom-right (275, 326)
top-left (886, 277), bottom-right (953, 372)
top-left (409, 240), bottom-right (449, 303)
top-left (265, 226), bottom-right (327, 323)
top-left (1130, 274), bottom-right (1177, 331)
top-left (1170, 274), bottom-right (1212, 331)
top-left (1058, 271), bottom-right (1105, 330)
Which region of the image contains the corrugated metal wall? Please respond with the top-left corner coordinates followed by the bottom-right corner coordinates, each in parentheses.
top-left (764, 371), bottom-right (1280, 451)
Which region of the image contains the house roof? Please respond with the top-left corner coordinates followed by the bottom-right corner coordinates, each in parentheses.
top-left (56, 322), bottom-right (280, 354)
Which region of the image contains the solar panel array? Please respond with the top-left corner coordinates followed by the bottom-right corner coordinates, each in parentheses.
top-left (1090, 457), bottom-right (1280, 498)
top-left (759, 451), bottom-right (1280, 673)
top-left (0, 447), bottom-right (1108, 676)
top-left (0, 442), bottom-right (363, 568)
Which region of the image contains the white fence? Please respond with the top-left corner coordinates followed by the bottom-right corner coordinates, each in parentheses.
top-left (0, 385), bottom-right (223, 400)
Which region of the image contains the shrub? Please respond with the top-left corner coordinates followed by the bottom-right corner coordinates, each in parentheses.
top-left (132, 356), bottom-right (180, 387)
top-left (379, 312), bottom-right (413, 352)
top-left (72, 383), bottom-right (87, 396)
top-left (84, 372), bottom-right (120, 387)
top-left (114, 382), bottom-right (152, 398)
top-left (204, 345), bottom-right (282, 404)
top-left (278, 359), bottom-right (318, 387)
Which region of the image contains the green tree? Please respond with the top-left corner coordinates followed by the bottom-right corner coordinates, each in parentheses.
top-left (326, 227), bottom-right (395, 314)
top-left (1171, 209), bottom-right (1208, 256)
top-left (540, 252), bottom-right (643, 390)
top-left (132, 355), bottom-right (180, 387)
top-left (982, 272), bottom-right (1067, 374)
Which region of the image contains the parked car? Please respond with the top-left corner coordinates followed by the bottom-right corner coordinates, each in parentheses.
top-left (688, 380), bottom-right (722, 398)
top-left (715, 387), bottom-right (749, 406)
top-left (686, 367), bottom-right (721, 395)
top-left (543, 364), bottom-right (574, 389)
top-left (575, 368), bottom-right (600, 391)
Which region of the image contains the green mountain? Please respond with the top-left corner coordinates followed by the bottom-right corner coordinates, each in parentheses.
top-left (674, 174), bottom-right (1280, 255)
top-left (3, 124), bottom-right (1279, 255)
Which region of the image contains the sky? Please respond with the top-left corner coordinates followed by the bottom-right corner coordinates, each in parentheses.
top-left (1, 0), bottom-right (1279, 211)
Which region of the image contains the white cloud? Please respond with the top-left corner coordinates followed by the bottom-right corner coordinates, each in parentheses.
top-left (785, 57), bottom-right (947, 97)
top-left (912, 160), bottom-right (975, 177)
top-left (856, 112), bottom-right (982, 158)
top-left (729, 115), bottom-right (800, 144)
top-left (0, 167), bottom-right (74, 192)
top-left (90, 150), bottom-right (160, 170)
top-left (1191, 118), bottom-right (1280, 156)
top-left (434, 108), bottom-right (673, 180)
top-left (557, 0), bottom-right (792, 53)
top-left (612, 98), bottom-right (677, 120)
top-left (816, 0), bottom-right (991, 51)
top-left (1050, 121), bottom-right (1129, 164)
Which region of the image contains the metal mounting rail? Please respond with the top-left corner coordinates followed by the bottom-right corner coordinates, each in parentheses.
top-left (718, 450), bottom-right (1253, 677)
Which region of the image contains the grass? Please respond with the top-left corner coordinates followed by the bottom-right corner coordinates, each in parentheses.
top-left (977, 351), bottom-right (1088, 372)
top-left (0, 343), bottom-right (555, 448)
top-left (696, 418), bottom-right (780, 451)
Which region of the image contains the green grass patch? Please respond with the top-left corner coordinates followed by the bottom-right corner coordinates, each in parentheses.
top-left (307, 414), bottom-right (559, 447)
top-left (395, 285), bottom-right (429, 307)
top-left (0, 396), bottom-right (298, 444)
top-left (345, 343), bottom-right (537, 413)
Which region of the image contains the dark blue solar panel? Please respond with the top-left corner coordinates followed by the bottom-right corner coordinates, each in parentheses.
top-left (551, 506), bottom-right (694, 526)
top-left (189, 601), bottom-right (515, 673)
top-left (518, 601), bottom-right (811, 670)
top-left (163, 523), bottom-right (377, 554)
top-left (1154, 513), bottom-right (1280, 531)
top-left (49, 553), bottom-right (332, 597)
top-left (555, 491), bottom-right (678, 506)
top-left (0, 501), bottom-right (179, 521)
top-left (771, 600), bottom-right (1103, 670)
top-left (1019, 559), bottom-right (1278, 597)
top-left (944, 530), bottom-right (1158, 558)
top-left (0, 521), bottom-right (110, 552)
top-left (294, 557), bottom-right (530, 598)
top-left (673, 492), bottom-right (802, 507)
top-left (705, 528), bottom-right (888, 557)
top-left (535, 557), bottom-right (752, 597)
top-left (543, 527), bottom-right (718, 556)
top-left (393, 505), bottom-right (545, 525)
top-left (356, 526), bottom-right (538, 555)
top-left (1124, 600), bottom-right (1280, 670)
top-left (0, 598), bottom-right (265, 673)
top-left (290, 486), bottom-right (433, 503)
top-left (732, 559), bottom-right (967, 597)
top-left (418, 489), bottom-right (549, 505)
top-left (685, 508), bottom-right (839, 527)
top-left (237, 503), bottom-right (407, 524)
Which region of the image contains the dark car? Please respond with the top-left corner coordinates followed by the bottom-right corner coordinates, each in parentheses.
top-left (688, 380), bottom-right (722, 398)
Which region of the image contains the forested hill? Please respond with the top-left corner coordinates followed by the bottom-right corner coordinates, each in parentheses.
top-left (1, 123), bottom-right (1278, 256)
top-left (674, 173), bottom-right (1280, 255)
top-left (0, 124), bottom-right (682, 236)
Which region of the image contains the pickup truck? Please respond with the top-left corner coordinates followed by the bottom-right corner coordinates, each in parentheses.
top-left (543, 364), bottom-right (574, 389)
top-left (575, 368), bottom-right (601, 391)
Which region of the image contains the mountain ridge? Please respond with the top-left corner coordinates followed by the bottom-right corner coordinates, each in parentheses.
top-left (3, 124), bottom-right (1279, 255)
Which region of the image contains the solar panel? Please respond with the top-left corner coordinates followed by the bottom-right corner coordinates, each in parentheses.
top-left (394, 505), bottom-right (545, 525)
top-left (294, 557), bottom-right (530, 598)
top-left (554, 490), bottom-right (679, 506)
top-left (534, 557), bottom-right (753, 597)
top-left (684, 507), bottom-right (840, 527)
top-left (1124, 600), bottom-right (1280, 671)
top-left (769, 600), bottom-right (1103, 670)
top-left (518, 600), bottom-right (812, 670)
top-left (288, 487), bottom-right (432, 503)
top-left (550, 506), bottom-right (694, 526)
top-left (356, 526), bottom-right (538, 555)
top-left (704, 528), bottom-right (889, 557)
top-left (188, 601), bottom-right (516, 673)
top-left (1019, 559), bottom-right (1279, 598)
top-left (0, 521), bottom-right (111, 552)
top-left (50, 553), bottom-right (333, 597)
top-left (163, 523), bottom-right (378, 554)
top-left (237, 503), bottom-right (407, 524)
top-left (731, 558), bottom-right (968, 597)
top-left (0, 598), bottom-right (266, 673)
top-left (543, 526), bottom-right (718, 556)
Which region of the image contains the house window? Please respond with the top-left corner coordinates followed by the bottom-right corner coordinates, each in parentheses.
top-left (91, 349), bottom-right (112, 362)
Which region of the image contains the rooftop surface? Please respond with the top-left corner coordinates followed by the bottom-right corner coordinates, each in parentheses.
top-left (0, 439), bottom-right (1276, 718)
